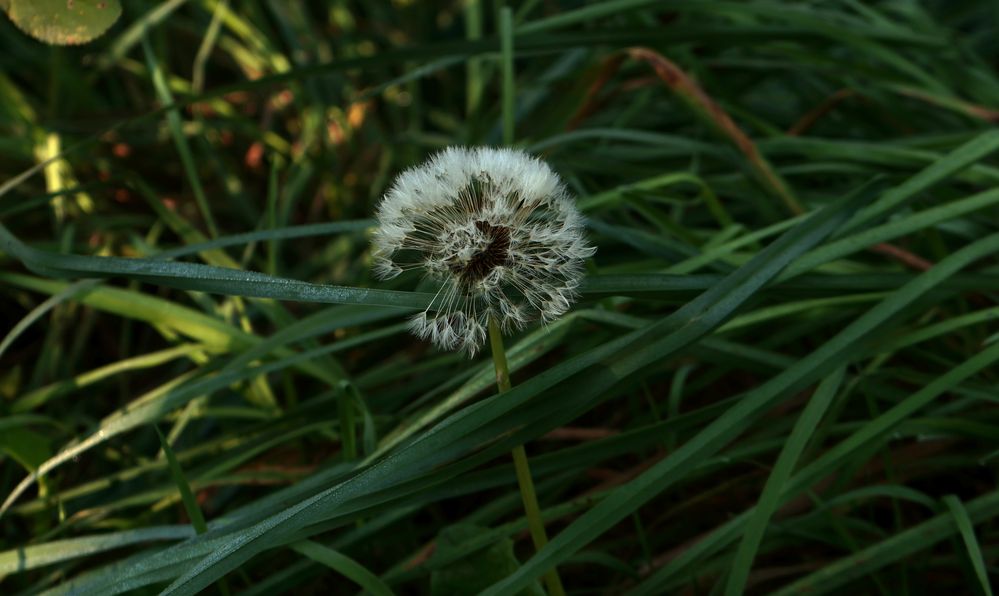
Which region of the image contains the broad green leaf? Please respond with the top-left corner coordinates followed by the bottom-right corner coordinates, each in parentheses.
top-left (429, 525), bottom-right (543, 596)
top-left (5, 0), bottom-right (122, 45)
top-left (0, 427), bottom-right (51, 474)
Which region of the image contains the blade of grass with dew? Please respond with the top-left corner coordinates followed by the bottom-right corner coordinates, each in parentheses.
top-left (0, 222), bottom-right (433, 309)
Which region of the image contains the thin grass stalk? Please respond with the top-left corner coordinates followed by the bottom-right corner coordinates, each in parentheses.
top-left (488, 317), bottom-right (565, 596)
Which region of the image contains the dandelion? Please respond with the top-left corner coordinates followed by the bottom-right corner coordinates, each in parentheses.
top-left (372, 146), bottom-right (595, 355)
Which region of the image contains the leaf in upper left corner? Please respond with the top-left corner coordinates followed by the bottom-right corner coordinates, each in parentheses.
top-left (4, 0), bottom-right (122, 46)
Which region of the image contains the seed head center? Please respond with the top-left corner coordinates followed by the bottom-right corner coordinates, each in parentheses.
top-left (449, 220), bottom-right (511, 283)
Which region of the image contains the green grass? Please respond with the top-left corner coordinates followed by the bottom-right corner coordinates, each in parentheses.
top-left (1, 1), bottom-right (998, 594)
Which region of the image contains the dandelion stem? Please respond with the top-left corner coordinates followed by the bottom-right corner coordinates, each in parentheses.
top-left (488, 317), bottom-right (513, 393)
top-left (488, 317), bottom-right (566, 596)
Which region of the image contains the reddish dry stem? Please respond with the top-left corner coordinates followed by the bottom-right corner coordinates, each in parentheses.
top-left (627, 47), bottom-right (802, 215)
top-left (568, 47), bottom-right (801, 214)
top-left (788, 88), bottom-right (856, 136)
top-left (870, 242), bottom-right (934, 271)
top-left (892, 86), bottom-right (999, 123)
top-left (566, 54), bottom-right (625, 131)
top-left (584, 452), bottom-right (664, 496)
top-left (404, 541), bottom-right (437, 570)
top-left (542, 426), bottom-right (618, 441)
top-left (619, 75), bottom-right (659, 92)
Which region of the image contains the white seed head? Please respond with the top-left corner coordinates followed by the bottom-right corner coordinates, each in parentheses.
top-left (372, 146), bottom-right (595, 355)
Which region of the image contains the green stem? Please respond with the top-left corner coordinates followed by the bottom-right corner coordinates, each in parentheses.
top-left (488, 317), bottom-right (566, 596)
top-left (141, 34), bottom-right (219, 238)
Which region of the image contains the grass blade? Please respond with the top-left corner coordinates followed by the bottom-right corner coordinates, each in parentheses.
top-left (155, 427), bottom-right (208, 535)
top-left (291, 540), bottom-right (395, 596)
top-left (723, 367), bottom-right (845, 595)
top-left (942, 495), bottom-right (995, 596)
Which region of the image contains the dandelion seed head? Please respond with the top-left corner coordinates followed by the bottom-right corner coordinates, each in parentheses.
top-left (373, 146), bottom-right (595, 355)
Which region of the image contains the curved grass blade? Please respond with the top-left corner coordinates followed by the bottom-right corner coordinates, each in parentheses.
top-left (627, 47), bottom-right (803, 215)
top-left (942, 495), bottom-right (994, 596)
top-left (0, 279), bottom-right (98, 361)
top-left (0, 415), bottom-right (69, 433)
top-left (1, 272), bottom-right (245, 349)
top-left (156, 427), bottom-right (208, 535)
top-left (13, 343), bottom-right (205, 413)
top-left (291, 540), bottom-right (395, 596)
top-left (723, 367), bottom-right (845, 595)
